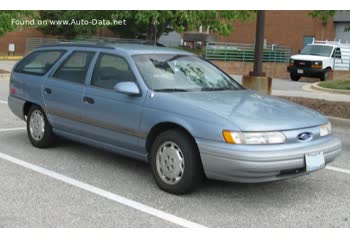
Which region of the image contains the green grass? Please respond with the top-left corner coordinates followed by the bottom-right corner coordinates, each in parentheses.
top-left (319, 80), bottom-right (350, 90)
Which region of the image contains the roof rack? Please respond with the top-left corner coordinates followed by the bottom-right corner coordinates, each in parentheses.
top-left (312, 38), bottom-right (350, 46)
top-left (35, 38), bottom-right (165, 49)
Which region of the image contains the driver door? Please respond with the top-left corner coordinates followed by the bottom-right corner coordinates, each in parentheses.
top-left (80, 53), bottom-right (145, 153)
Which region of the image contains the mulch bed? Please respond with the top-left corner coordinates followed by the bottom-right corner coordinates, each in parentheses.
top-left (278, 96), bottom-right (350, 119)
top-left (0, 69), bottom-right (9, 74)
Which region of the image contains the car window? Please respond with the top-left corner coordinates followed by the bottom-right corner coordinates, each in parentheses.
top-left (133, 54), bottom-right (242, 91)
top-left (14, 50), bottom-right (65, 75)
top-left (53, 51), bottom-right (95, 84)
top-left (332, 48), bottom-right (341, 59)
top-left (91, 54), bottom-right (135, 90)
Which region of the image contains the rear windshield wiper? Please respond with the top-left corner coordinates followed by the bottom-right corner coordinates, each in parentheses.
top-left (154, 88), bottom-right (190, 92)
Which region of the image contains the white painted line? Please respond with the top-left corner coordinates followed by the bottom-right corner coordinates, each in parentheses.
top-left (0, 100), bottom-right (7, 104)
top-left (0, 151), bottom-right (206, 228)
top-left (0, 127), bottom-right (26, 132)
top-left (326, 166), bottom-right (350, 175)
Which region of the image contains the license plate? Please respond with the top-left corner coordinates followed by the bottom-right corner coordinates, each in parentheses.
top-left (297, 69), bottom-right (304, 74)
top-left (305, 152), bottom-right (325, 172)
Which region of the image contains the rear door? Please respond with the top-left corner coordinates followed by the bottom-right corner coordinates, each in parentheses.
top-left (43, 50), bottom-right (96, 134)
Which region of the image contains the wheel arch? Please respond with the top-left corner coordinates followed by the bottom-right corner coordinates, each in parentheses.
top-left (145, 121), bottom-right (198, 154)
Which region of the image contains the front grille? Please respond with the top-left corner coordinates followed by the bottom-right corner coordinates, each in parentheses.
top-left (294, 60), bottom-right (312, 68)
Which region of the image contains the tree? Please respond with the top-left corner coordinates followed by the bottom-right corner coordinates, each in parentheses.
top-left (109, 10), bottom-right (255, 41)
top-left (0, 11), bottom-right (35, 37)
top-left (36, 10), bottom-right (255, 40)
top-left (37, 11), bottom-right (99, 39)
top-left (308, 11), bottom-right (336, 39)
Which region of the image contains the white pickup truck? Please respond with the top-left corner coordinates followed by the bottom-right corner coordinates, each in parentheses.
top-left (287, 39), bottom-right (350, 81)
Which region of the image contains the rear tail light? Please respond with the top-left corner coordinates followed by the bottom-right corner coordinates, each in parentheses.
top-left (10, 87), bottom-right (16, 95)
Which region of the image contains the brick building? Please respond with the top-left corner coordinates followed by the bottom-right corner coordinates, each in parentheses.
top-left (217, 10), bottom-right (338, 54)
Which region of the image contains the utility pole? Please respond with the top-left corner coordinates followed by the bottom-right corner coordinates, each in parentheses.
top-left (250, 10), bottom-right (265, 77)
top-left (242, 10), bottom-right (272, 95)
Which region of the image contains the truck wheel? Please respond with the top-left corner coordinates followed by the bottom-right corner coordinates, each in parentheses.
top-left (150, 129), bottom-right (204, 195)
top-left (320, 69), bottom-right (330, 81)
top-left (27, 105), bottom-right (56, 148)
top-left (290, 73), bottom-right (301, 81)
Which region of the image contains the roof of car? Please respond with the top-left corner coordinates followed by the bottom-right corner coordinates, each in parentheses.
top-left (36, 42), bottom-right (194, 56)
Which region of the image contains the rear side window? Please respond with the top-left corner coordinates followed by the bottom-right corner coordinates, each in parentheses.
top-left (91, 54), bottom-right (135, 90)
top-left (53, 51), bottom-right (95, 84)
top-left (15, 50), bottom-right (65, 75)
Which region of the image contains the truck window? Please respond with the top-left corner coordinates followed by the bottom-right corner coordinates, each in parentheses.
top-left (332, 48), bottom-right (341, 59)
top-left (53, 51), bottom-right (95, 84)
top-left (14, 50), bottom-right (65, 76)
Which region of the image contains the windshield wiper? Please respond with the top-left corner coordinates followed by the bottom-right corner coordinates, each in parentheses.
top-left (200, 87), bottom-right (235, 91)
top-left (154, 88), bottom-right (190, 92)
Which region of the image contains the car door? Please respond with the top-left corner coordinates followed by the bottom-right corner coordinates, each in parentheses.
top-left (80, 52), bottom-right (145, 153)
top-left (43, 50), bottom-right (96, 134)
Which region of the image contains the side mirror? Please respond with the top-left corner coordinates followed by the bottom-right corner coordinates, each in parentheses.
top-left (113, 82), bottom-right (140, 96)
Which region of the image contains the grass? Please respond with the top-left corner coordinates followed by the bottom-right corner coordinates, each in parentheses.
top-left (319, 80), bottom-right (350, 90)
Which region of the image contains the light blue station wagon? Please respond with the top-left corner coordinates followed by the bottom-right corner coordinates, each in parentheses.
top-left (8, 43), bottom-right (342, 194)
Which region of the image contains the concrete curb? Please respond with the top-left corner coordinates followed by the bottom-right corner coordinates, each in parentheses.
top-left (311, 82), bottom-right (350, 96)
top-left (0, 74), bottom-right (10, 79)
top-left (328, 116), bottom-right (350, 129)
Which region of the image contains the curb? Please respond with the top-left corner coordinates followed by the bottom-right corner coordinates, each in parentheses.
top-left (0, 56), bottom-right (22, 61)
top-left (328, 116), bottom-right (350, 129)
top-left (311, 82), bottom-right (350, 96)
top-left (0, 73), bottom-right (10, 79)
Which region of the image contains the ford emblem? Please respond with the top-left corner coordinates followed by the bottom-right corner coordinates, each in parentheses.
top-left (297, 132), bottom-right (312, 141)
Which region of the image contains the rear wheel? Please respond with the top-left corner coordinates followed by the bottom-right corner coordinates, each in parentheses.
top-left (290, 73), bottom-right (301, 81)
top-left (150, 129), bottom-right (204, 195)
top-left (27, 105), bottom-right (56, 148)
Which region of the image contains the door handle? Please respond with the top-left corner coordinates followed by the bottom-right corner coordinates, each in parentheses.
top-left (44, 88), bottom-right (52, 94)
top-left (83, 96), bottom-right (94, 104)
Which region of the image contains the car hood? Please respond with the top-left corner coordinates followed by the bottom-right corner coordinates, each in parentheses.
top-left (169, 90), bottom-right (328, 131)
top-left (291, 54), bottom-right (329, 61)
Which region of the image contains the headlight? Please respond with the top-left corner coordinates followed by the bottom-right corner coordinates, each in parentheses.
top-left (289, 59), bottom-right (294, 66)
top-left (222, 130), bottom-right (286, 144)
top-left (312, 61), bottom-right (322, 69)
top-left (320, 122), bottom-right (331, 137)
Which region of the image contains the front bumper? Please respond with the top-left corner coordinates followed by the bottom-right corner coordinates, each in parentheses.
top-left (197, 135), bottom-right (342, 183)
top-left (287, 66), bottom-right (325, 78)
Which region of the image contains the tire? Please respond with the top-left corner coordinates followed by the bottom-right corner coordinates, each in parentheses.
top-left (150, 129), bottom-right (204, 195)
top-left (26, 105), bottom-right (56, 148)
top-left (320, 69), bottom-right (330, 81)
top-left (290, 73), bottom-right (301, 81)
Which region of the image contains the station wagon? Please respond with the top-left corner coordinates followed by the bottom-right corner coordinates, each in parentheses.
top-left (8, 42), bottom-right (342, 194)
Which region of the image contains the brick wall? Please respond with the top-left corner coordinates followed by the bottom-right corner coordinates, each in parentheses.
top-left (217, 10), bottom-right (335, 54)
top-left (211, 60), bottom-right (290, 79)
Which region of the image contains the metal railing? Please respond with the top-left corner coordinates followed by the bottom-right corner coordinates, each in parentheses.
top-left (334, 47), bottom-right (350, 71)
top-left (205, 42), bottom-right (292, 63)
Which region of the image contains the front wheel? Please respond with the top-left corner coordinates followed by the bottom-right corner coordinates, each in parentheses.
top-left (150, 129), bottom-right (204, 195)
top-left (320, 69), bottom-right (331, 81)
top-left (27, 105), bottom-right (56, 148)
top-left (290, 73), bottom-right (301, 81)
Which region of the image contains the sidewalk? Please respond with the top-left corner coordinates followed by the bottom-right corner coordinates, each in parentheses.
top-left (272, 89), bottom-right (350, 102)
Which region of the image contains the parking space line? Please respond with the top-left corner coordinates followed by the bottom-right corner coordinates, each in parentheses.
top-left (0, 100), bottom-right (7, 104)
top-left (326, 166), bottom-right (350, 175)
top-left (0, 151), bottom-right (206, 228)
top-left (0, 127), bottom-right (26, 132)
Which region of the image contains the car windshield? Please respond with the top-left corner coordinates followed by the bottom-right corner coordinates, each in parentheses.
top-left (133, 54), bottom-right (243, 92)
top-left (299, 45), bottom-right (333, 57)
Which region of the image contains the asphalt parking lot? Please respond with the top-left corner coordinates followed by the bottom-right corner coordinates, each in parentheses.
top-left (0, 77), bottom-right (350, 227)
